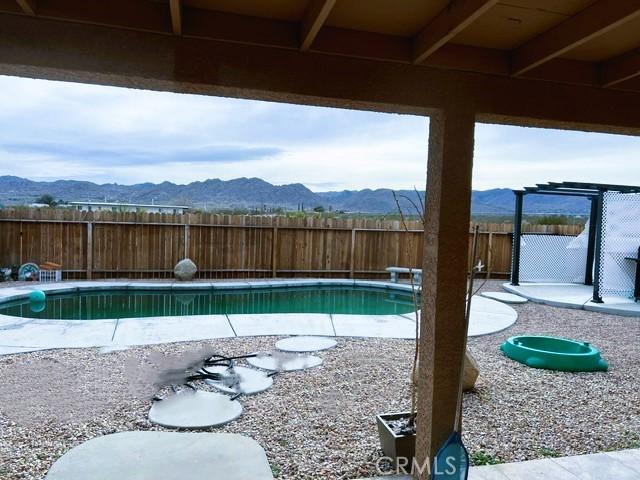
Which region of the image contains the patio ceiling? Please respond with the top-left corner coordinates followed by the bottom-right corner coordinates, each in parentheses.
top-left (3, 0), bottom-right (640, 93)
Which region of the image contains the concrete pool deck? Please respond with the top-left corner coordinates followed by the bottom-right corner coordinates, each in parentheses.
top-left (503, 282), bottom-right (640, 317)
top-left (370, 448), bottom-right (640, 479)
top-left (0, 280), bottom-right (518, 355)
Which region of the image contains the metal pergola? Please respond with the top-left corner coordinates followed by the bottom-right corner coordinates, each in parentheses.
top-left (511, 181), bottom-right (640, 302)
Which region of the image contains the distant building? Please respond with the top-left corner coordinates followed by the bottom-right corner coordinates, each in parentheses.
top-left (69, 201), bottom-right (189, 214)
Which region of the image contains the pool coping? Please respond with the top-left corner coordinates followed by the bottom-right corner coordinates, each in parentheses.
top-left (0, 279), bottom-right (516, 355)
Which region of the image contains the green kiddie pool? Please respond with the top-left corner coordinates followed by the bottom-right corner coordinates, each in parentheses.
top-left (501, 335), bottom-right (608, 372)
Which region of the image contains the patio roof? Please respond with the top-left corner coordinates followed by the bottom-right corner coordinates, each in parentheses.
top-left (3, 0), bottom-right (640, 94)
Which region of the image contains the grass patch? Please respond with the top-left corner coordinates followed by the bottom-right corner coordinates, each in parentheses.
top-left (605, 431), bottom-right (640, 451)
top-left (270, 463), bottom-right (282, 477)
top-left (470, 450), bottom-right (501, 466)
top-left (537, 447), bottom-right (561, 458)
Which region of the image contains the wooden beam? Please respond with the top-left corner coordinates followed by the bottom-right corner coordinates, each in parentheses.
top-left (169, 0), bottom-right (181, 35)
top-left (0, 2), bottom-right (609, 89)
top-left (4, 14), bottom-right (640, 135)
top-left (522, 57), bottom-right (599, 87)
top-left (601, 48), bottom-right (640, 87)
top-left (512, 0), bottom-right (640, 76)
top-left (15, 0), bottom-right (36, 16)
top-left (413, 0), bottom-right (498, 64)
top-left (186, 7), bottom-right (298, 49)
top-left (300, 0), bottom-right (336, 51)
top-left (27, 0), bottom-right (171, 33)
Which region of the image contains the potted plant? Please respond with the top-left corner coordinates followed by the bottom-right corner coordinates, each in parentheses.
top-left (376, 191), bottom-right (482, 466)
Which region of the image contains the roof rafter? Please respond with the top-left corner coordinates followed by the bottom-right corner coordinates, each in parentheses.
top-left (521, 181), bottom-right (640, 196)
top-left (169, 0), bottom-right (181, 35)
top-left (601, 48), bottom-right (640, 87)
top-left (413, 0), bottom-right (497, 64)
top-left (15, 0), bottom-right (36, 16)
top-left (300, 0), bottom-right (336, 51)
top-left (511, 0), bottom-right (640, 76)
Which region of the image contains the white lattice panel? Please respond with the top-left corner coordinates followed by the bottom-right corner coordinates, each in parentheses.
top-left (598, 192), bottom-right (640, 298)
top-left (519, 234), bottom-right (587, 283)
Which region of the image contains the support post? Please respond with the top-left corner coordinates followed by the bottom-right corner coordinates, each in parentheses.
top-left (584, 196), bottom-right (598, 285)
top-left (592, 191), bottom-right (605, 303)
top-left (510, 191), bottom-right (524, 285)
top-left (86, 222), bottom-right (93, 279)
top-left (415, 106), bottom-right (475, 478)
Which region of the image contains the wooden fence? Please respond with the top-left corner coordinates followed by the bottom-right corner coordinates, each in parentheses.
top-left (0, 208), bottom-right (583, 280)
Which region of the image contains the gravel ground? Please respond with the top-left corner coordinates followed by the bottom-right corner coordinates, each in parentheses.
top-left (1, 280), bottom-right (639, 479)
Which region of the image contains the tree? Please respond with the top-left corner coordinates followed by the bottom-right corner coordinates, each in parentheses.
top-left (35, 194), bottom-right (56, 206)
top-left (312, 205), bottom-right (325, 213)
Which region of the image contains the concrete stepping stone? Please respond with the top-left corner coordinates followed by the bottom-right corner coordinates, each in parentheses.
top-left (480, 291), bottom-right (528, 304)
top-left (148, 390), bottom-right (242, 428)
top-left (468, 296), bottom-right (518, 336)
top-left (203, 365), bottom-right (273, 395)
top-left (45, 431), bottom-right (274, 479)
top-left (247, 352), bottom-right (323, 371)
top-left (275, 336), bottom-right (337, 352)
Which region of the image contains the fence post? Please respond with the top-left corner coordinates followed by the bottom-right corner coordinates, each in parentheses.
top-left (487, 232), bottom-right (493, 279)
top-left (86, 222), bottom-right (93, 279)
top-left (19, 221), bottom-right (23, 266)
top-left (350, 228), bottom-right (356, 278)
top-left (271, 226), bottom-right (278, 278)
top-left (183, 224), bottom-right (190, 259)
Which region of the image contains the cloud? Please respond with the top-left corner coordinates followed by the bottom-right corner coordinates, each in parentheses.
top-left (0, 141), bottom-right (282, 165)
top-left (0, 75), bottom-right (639, 191)
top-left (474, 123), bottom-right (640, 189)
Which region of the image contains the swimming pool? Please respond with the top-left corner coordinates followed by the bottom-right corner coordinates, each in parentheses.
top-left (0, 285), bottom-right (417, 320)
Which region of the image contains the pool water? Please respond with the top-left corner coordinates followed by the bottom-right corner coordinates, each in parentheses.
top-left (0, 286), bottom-right (417, 320)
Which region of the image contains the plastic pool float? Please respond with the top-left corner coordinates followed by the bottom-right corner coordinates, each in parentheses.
top-left (501, 335), bottom-right (608, 372)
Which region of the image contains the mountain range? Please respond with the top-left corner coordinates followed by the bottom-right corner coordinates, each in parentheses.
top-left (0, 175), bottom-right (590, 215)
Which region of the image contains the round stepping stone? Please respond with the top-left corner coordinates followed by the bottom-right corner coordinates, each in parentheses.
top-left (44, 431), bottom-right (274, 480)
top-left (275, 336), bottom-right (337, 352)
top-left (468, 295), bottom-right (518, 337)
top-left (148, 390), bottom-right (242, 429)
top-left (246, 352), bottom-right (323, 372)
top-left (203, 365), bottom-right (273, 395)
top-left (480, 291), bottom-right (528, 304)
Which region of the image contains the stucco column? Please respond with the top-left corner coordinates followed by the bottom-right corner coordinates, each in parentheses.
top-left (415, 106), bottom-right (475, 478)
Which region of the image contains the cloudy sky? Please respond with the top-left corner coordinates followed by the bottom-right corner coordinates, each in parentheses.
top-left (1, 74), bottom-right (639, 191)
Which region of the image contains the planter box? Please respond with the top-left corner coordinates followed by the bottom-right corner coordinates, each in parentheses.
top-left (376, 412), bottom-right (416, 464)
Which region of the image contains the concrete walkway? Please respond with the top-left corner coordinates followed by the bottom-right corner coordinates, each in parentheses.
top-left (470, 448), bottom-right (640, 479)
top-left (0, 280), bottom-right (518, 355)
top-left (363, 448), bottom-right (640, 479)
top-left (504, 282), bottom-right (640, 317)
